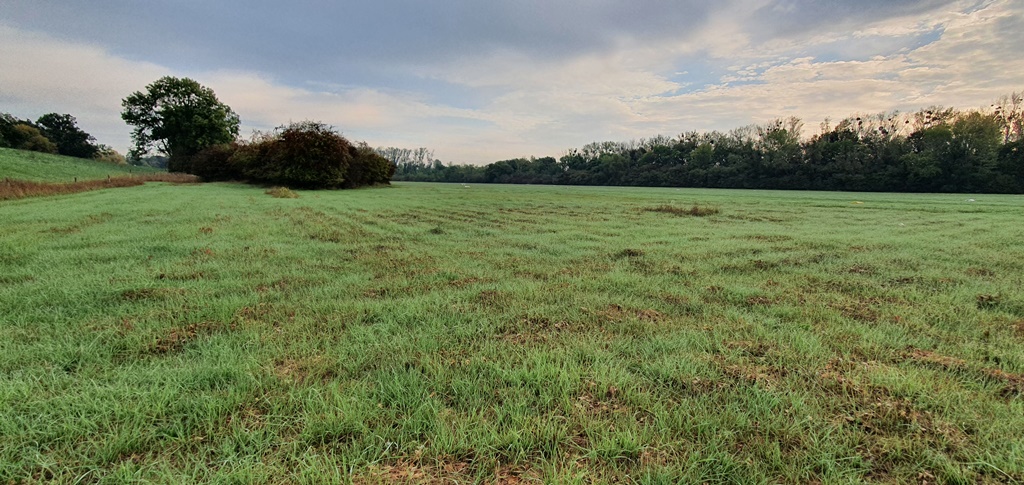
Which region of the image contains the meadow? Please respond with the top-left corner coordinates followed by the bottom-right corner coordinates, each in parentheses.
top-left (0, 148), bottom-right (159, 183)
top-left (1, 179), bottom-right (1023, 483)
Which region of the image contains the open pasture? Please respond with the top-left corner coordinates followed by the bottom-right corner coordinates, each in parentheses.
top-left (0, 148), bottom-right (159, 183)
top-left (1, 182), bottom-right (1023, 483)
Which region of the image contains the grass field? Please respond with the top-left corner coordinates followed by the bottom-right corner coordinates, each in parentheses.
top-left (0, 147), bottom-right (159, 182)
top-left (1, 180), bottom-right (1023, 483)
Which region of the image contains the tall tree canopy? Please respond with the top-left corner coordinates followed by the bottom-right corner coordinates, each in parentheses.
top-left (35, 113), bottom-right (99, 159)
top-left (121, 76), bottom-right (240, 171)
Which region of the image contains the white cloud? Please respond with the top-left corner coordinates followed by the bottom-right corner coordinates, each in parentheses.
top-left (585, 0), bottom-right (1023, 139)
top-left (1, 0), bottom-right (1022, 164)
top-left (0, 25), bottom-right (166, 146)
top-left (0, 25), bottom-right (494, 161)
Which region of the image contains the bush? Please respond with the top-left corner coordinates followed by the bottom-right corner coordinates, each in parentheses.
top-left (241, 121), bottom-right (352, 189)
top-left (9, 124), bottom-right (58, 153)
top-left (93, 145), bottom-right (127, 165)
top-left (187, 143), bottom-right (240, 181)
top-left (224, 132), bottom-right (271, 179)
top-left (348, 143), bottom-right (397, 188)
top-left (181, 121), bottom-right (394, 189)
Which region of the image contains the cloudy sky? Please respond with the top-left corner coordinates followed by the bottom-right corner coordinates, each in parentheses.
top-left (2, 0), bottom-right (1022, 163)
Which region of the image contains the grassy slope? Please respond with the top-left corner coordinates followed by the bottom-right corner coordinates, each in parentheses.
top-left (0, 147), bottom-right (159, 182)
top-left (1, 182), bottom-right (1023, 483)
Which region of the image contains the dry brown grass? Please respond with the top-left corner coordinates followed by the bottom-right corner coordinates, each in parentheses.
top-left (265, 186), bottom-right (300, 198)
top-left (0, 174), bottom-right (199, 201)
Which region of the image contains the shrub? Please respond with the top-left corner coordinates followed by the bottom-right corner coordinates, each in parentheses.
top-left (226, 132), bottom-right (273, 179)
top-left (172, 121), bottom-right (394, 189)
top-left (93, 145), bottom-right (127, 165)
top-left (11, 124), bottom-right (57, 153)
top-left (187, 143), bottom-right (239, 181)
top-left (243, 121), bottom-right (353, 189)
top-left (348, 143), bottom-right (397, 188)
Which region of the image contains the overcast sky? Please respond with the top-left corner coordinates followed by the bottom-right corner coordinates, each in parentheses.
top-left (2, 0), bottom-right (1022, 163)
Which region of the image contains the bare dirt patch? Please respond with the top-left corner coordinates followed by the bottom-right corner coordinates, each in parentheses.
top-left (642, 204), bottom-right (720, 217)
top-left (817, 357), bottom-right (971, 479)
top-left (976, 294), bottom-right (1002, 310)
top-left (721, 363), bottom-right (786, 386)
top-left (273, 356), bottom-right (336, 385)
top-left (724, 340), bottom-right (776, 358)
top-left (983, 368), bottom-right (1024, 398)
top-left (745, 295), bottom-right (775, 307)
top-left (147, 321), bottom-right (233, 355)
top-left (903, 348), bottom-right (966, 370)
top-left (833, 300), bottom-right (881, 323)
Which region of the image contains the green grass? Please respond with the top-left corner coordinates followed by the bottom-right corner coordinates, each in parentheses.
top-left (1, 181), bottom-right (1023, 483)
top-left (0, 147), bottom-right (159, 182)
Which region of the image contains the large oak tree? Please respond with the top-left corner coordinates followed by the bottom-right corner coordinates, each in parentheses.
top-left (121, 76), bottom-right (240, 171)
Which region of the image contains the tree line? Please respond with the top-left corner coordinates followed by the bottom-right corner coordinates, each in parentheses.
top-left (4, 76), bottom-right (395, 190)
top-left (393, 93), bottom-right (1024, 193)
top-left (0, 112), bottom-right (124, 164)
top-left (8, 80), bottom-right (1023, 193)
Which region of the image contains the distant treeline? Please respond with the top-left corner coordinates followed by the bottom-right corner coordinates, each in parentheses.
top-left (393, 94), bottom-right (1024, 193)
top-left (1, 112), bottom-right (125, 165)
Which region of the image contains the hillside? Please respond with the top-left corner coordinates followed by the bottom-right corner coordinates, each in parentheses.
top-left (0, 147), bottom-right (160, 182)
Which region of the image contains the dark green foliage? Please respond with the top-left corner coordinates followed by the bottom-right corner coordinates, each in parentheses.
top-left (188, 122), bottom-right (394, 189)
top-left (239, 121), bottom-right (352, 189)
top-left (35, 113), bottom-right (99, 159)
top-left (121, 76), bottom-right (240, 169)
top-left (0, 113), bottom-right (56, 153)
top-left (396, 97), bottom-right (1024, 194)
top-left (0, 113), bottom-right (18, 148)
top-left (994, 139), bottom-right (1024, 192)
top-left (182, 143), bottom-right (239, 181)
top-left (10, 124), bottom-right (57, 154)
top-left (348, 143), bottom-right (396, 188)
